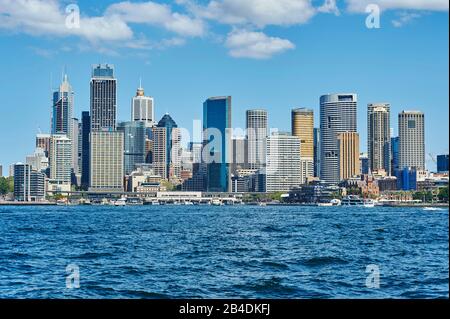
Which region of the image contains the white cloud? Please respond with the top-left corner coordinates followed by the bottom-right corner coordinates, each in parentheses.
top-left (346, 0), bottom-right (449, 13)
top-left (192, 0), bottom-right (316, 28)
top-left (317, 0), bottom-right (340, 15)
top-left (392, 12), bottom-right (421, 27)
top-left (225, 29), bottom-right (295, 59)
top-left (105, 1), bottom-right (205, 37)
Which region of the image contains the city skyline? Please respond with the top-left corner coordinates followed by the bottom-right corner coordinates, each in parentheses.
top-left (0, 0), bottom-right (449, 173)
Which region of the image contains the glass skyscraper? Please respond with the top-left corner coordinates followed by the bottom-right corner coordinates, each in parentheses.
top-left (81, 111), bottom-right (90, 190)
top-left (118, 121), bottom-right (146, 175)
top-left (52, 74), bottom-right (73, 138)
top-left (90, 64), bottom-right (117, 131)
top-left (203, 96), bottom-right (232, 192)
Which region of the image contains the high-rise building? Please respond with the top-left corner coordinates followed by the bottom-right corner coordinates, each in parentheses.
top-left (246, 109), bottom-right (267, 170)
top-left (292, 108), bottom-right (314, 184)
top-left (203, 96), bottom-right (232, 192)
top-left (437, 154), bottom-right (449, 173)
top-left (89, 131), bottom-right (124, 191)
top-left (231, 136), bottom-right (249, 174)
top-left (367, 103), bottom-right (391, 174)
top-left (152, 114), bottom-right (181, 180)
top-left (36, 134), bottom-right (51, 158)
top-left (118, 121), bottom-right (146, 175)
top-left (0, 165), bottom-right (2, 177)
top-left (90, 64), bottom-right (117, 131)
top-left (320, 93), bottom-right (357, 184)
top-left (13, 163), bottom-right (45, 202)
top-left (80, 111), bottom-right (91, 190)
top-left (52, 74), bottom-right (74, 139)
top-left (26, 148), bottom-right (49, 173)
top-left (359, 152), bottom-right (369, 175)
top-left (313, 128), bottom-right (320, 178)
top-left (337, 132), bottom-right (360, 181)
top-left (71, 118), bottom-right (80, 175)
top-left (398, 111), bottom-right (425, 170)
top-left (132, 83), bottom-right (154, 127)
top-left (49, 134), bottom-right (72, 184)
top-left (390, 136), bottom-right (400, 176)
top-left (265, 132), bottom-right (301, 192)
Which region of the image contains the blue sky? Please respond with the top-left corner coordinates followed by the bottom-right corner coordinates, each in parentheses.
top-left (0, 0), bottom-right (448, 174)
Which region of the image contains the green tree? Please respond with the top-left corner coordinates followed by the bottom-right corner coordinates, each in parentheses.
top-left (0, 177), bottom-right (13, 195)
top-left (438, 187), bottom-right (449, 202)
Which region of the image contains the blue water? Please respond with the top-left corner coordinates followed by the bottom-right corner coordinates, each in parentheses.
top-left (0, 205), bottom-right (448, 299)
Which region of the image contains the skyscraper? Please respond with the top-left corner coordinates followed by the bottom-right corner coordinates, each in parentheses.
top-left (246, 109), bottom-right (267, 170)
top-left (292, 108), bottom-right (314, 184)
top-left (71, 118), bottom-right (80, 175)
top-left (49, 134), bottom-right (72, 184)
top-left (36, 134), bottom-right (51, 158)
top-left (367, 103), bottom-right (391, 174)
top-left (89, 131), bottom-right (124, 191)
top-left (203, 96), bottom-right (232, 192)
top-left (390, 136), bottom-right (400, 176)
top-left (132, 83), bottom-right (154, 127)
top-left (80, 111), bottom-right (90, 190)
top-left (52, 74), bottom-right (74, 138)
top-left (313, 128), bottom-right (320, 177)
top-left (398, 111), bottom-right (425, 170)
top-left (90, 64), bottom-right (117, 131)
top-left (337, 132), bottom-right (360, 181)
top-left (320, 93), bottom-right (357, 184)
top-left (437, 154), bottom-right (449, 173)
top-left (265, 132), bottom-right (301, 192)
top-left (153, 114), bottom-right (181, 180)
top-left (118, 121), bottom-right (146, 175)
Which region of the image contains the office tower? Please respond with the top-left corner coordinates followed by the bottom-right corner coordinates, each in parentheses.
top-left (26, 148), bottom-right (49, 172)
top-left (313, 128), bottom-right (320, 178)
top-left (152, 114), bottom-right (181, 180)
top-left (292, 108), bottom-right (314, 184)
top-left (77, 122), bottom-right (82, 176)
top-left (367, 103), bottom-right (391, 174)
top-left (359, 152), bottom-right (369, 175)
top-left (265, 132), bottom-right (301, 192)
top-left (90, 64), bottom-right (117, 131)
top-left (131, 83), bottom-right (154, 127)
top-left (390, 136), bottom-right (400, 176)
top-left (52, 74), bottom-right (74, 139)
top-left (337, 132), bottom-right (360, 181)
top-left (203, 96), bottom-right (232, 192)
top-left (320, 93), bottom-right (357, 184)
top-left (80, 111), bottom-right (91, 190)
top-left (36, 134), bottom-right (51, 157)
top-left (118, 121), bottom-right (146, 175)
top-left (188, 142), bottom-right (202, 164)
top-left (49, 134), bottom-right (72, 184)
top-left (89, 131), bottom-right (124, 191)
top-left (437, 154), bottom-right (449, 173)
top-left (398, 111), bottom-right (425, 170)
top-left (231, 136), bottom-right (248, 174)
top-left (13, 163), bottom-right (45, 202)
top-left (246, 109), bottom-right (267, 170)
top-left (71, 118), bottom-right (80, 174)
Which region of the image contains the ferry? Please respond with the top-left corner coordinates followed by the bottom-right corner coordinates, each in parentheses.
top-left (341, 195), bottom-right (364, 206)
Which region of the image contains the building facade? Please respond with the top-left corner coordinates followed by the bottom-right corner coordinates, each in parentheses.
top-left (292, 108), bottom-right (314, 184)
top-left (337, 132), bottom-right (360, 181)
top-left (80, 111), bottom-right (90, 190)
top-left (246, 109), bottom-right (267, 170)
top-left (398, 111), bottom-right (425, 170)
top-left (90, 64), bottom-right (117, 131)
top-left (313, 128), bottom-right (320, 178)
top-left (13, 163), bottom-right (45, 202)
top-left (132, 84), bottom-right (154, 127)
top-left (320, 93), bottom-right (357, 184)
top-left (367, 103), bottom-right (391, 174)
top-left (118, 121), bottom-right (146, 175)
top-left (49, 134), bottom-right (72, 184)
top-left (437, 154), bottom-right (449, 173)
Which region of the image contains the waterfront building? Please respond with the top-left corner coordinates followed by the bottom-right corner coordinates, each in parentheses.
top-left (118, 121), bottom-right (146, 175)
top-left (367, 103), bottom-right (391, 174)
top-left (337, 132), bottom-right (360, 181)
top-left (437, 154), bottom-right (449, 173)
top-left (313, 128), bottom-right (320, 178)
top-left (89, 131), bottom-right (124, 192)
top-left (265, 132), bottom-right (301, 192)
top-left (131, 83), bottom-right (154, 127)
top-left (90, 64), bottom-right (117, 131)
top-left (286, 181), bottom-right (337, 204)
top-left (292, 108), bottom-right (314, 184)
top-left (398, 111), bottom-right (425, 170)
top-left (80, 111), bottom-right (91, 190)
top-left (203, 96), bottom-right (232, 192)
top-left (13, 163), bottom-right (45, 202)
top-left (49, 134), bottom-right (72, 184)
top-left (246, 109), bottom-right (267, 170)
top-left (320, 93), bottom-right (357, 184)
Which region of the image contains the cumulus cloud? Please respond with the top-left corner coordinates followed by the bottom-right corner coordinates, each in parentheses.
top-left (392, 12), bottom-right (422, 27)
top-left (346, 0), bottom-right (449, 13)
top-left (225, 29), bottom-right (295, 59)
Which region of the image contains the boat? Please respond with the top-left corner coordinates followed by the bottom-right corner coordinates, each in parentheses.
top-left (330, 199), bottom-right (341, 206)
top-left (341, 195), bottom-right (364, 206)
top-left (113, 197), bottom-right (127, 206)
top-left (363, 199), bottom-right (376, 208)
top-left (423, 207), bottom-right (444, 211)
top-left (183, 201), bottom-right (194, 205)
top-left (258, 202), bottom-right (267, 207)
top-left (211, 199), bottom-right (223, 206)
top-left (317, 202), bottom-right (333, 207)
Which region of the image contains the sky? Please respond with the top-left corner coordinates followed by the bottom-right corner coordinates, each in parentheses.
top-left (0, 0), bottom-right (448, 175)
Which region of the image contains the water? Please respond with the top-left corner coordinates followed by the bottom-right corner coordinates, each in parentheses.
top-left (0, 205), bottom-right (448, 299)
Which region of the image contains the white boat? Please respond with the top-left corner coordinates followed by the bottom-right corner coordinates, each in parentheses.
top-left (211, 199), bottom-right (223, 206)
top-left (317, 202), bottom-right (333, 207)
top-left (342, 195), bottom-right (364, 206)
top-left (183, 201), bottom-right (194, 205)
top-left (363, 199), bottom-right (376, 208)
top-left (258, 202), bottom-right (267, 207)
top-left (113, 198), bottom-right (127, 206)
top-left (151, 200), bottom-right (160, 205)
top-left (330, 199), bottom-right (341, 206)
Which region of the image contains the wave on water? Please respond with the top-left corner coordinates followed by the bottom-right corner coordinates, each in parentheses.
top-left (301, 256), bottom-right (348, 267)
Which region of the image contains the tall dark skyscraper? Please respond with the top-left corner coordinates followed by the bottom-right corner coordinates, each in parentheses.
top-left (203, 96), bottom-right (232, 192)
top-left (90, 64), bottom-right (117, 131)
top-left (437, 154), bottom-right (449, 173)
top-left (118, 121), bottom-right (146, 175)
top-left (320, 93), bottom-right (357, 184)
top-left (390, 136), bottom-right (400, 176)
top-left (313, 128), bottom-right (320, 177)
top-left (80, 111), bottom-right (90, 190)
top-left (52, 74), bottom-right (73, 138)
